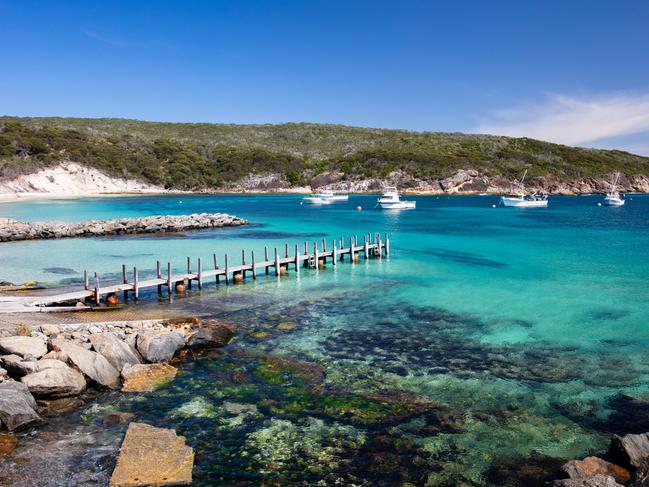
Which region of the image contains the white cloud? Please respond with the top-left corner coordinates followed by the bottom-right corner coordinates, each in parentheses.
top-left (476, 92), bottom-right (649, 150)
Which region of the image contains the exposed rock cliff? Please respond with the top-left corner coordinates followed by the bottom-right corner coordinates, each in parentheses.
top-left (0, 162), bottom-right (164, 201)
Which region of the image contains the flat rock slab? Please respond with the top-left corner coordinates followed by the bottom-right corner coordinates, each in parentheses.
top-left (0, 433), bottom-right (17, 456)
top-left (0, 336), bottom-right (47, 360)
top-left (562, 456), bottom-right (630, 484)
top-left (109, 422), bottom-right (194, 486)
top-left (553, 475), bottom-right (624, 487)
top-left (121, 363), bottom-right (177, 392)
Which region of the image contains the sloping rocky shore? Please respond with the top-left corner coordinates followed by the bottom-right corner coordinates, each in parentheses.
top-left (0, 213), bottom-right (247, 242)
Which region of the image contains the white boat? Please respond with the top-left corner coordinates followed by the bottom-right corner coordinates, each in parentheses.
top-left (499, 170), bottom-right (548, 208)
top-left (500, 194), bottom-right (548, 208)
top-left (301, 190), bottom-right (349, 205)
top-left (603, 173), bottom-right (625, 206)
top-left (377, 187), bottom-right (416, 209)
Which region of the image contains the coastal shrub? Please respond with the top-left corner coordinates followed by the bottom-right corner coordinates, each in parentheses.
top-left (1, 117), bottom-right (648, 188)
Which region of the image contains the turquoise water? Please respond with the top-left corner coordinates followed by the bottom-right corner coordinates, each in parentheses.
top-left (1, 194), bottom-right (649, 486)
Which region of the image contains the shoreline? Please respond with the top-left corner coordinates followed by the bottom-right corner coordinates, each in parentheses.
top-left (1, 189), bottom-right (647, 205)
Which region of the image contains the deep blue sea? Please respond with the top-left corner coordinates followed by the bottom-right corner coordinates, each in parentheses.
top-left (1, 193), bottom-right (648, 486)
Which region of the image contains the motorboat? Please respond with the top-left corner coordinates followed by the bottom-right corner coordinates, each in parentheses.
top-left (500, 170), bottom-right (548, 208)
top-left (301, 190), bottom-right (349, 205)
top-left (603, 173), bottom-right (625, 206)
top-left (377, 187), bottom-right (416, 209)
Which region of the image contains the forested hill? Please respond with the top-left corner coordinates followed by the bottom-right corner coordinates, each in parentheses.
top-left (1, 116), bottom-right (648, 191)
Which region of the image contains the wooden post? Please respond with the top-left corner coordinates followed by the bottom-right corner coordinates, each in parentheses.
top-left (354, 235), bottom-right (358, 246)
top-left (385, 233), bottom-right (390, 255)
top-left (213, 254), bottom-right (220, 284)
top-left (197, 258), bottom-right (203, 289)
top-left (156, 260), bottom-right (162, 295)
top-left (332, 240), bottom-right (337, 266)
top-left (349, 237), bottom-right (355, 264)
top-left (314, 242), bottom-right (319, 268)
top-left (303, 241), bottom-right (308, 254)
top-left (295, 244), bottom-right (300, 273)
top-left (241, 249), bottom-right (246, 278)
top-left (264, 246), bottom-right (269, 275)
top-left (167, 262), bottom-right (172, 295)
top-left (122, 264), bottom-right (128, 301)
top-left (133, 267), bottom-right (139, 301)
top-left (285, 243), bottom-right (288, 258)
top-left (377, 233), bottom-right (382, 257)
top-left (340, 237), bottom-right (345, 260)
top-left (251, 250), bottom-right (257, 279)
top-left (274, 248), bottom-right (280, 277)
top-left (322, 239), bottom-right (327, 252)
top-left (364, 235), bottom-right (369, 259)
top-left (93, 272), bottom-right (100, 304)
top-left (224, 254), bottom-right (230, 285)
top-left (187, 257), bottom-right (192, 289)
top-left (83, 270), bottom-right (88, 290)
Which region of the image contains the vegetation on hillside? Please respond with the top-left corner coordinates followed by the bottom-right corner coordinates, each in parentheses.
top-left (1, 116), bottom-right (648, 189)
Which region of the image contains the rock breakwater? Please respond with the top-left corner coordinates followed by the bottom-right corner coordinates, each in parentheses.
top-left (0, 317), bottom-right (234, 431)
top-left (0, 213), bottom-right (247, 242)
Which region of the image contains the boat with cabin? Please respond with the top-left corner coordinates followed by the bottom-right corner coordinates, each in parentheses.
top-left (377, 187), bottom-right (416, 209)
top-left (301, 190), bottom-right (349, 205)
top-left (602, 173), bottom-right (625, 206)
top-left (500, 170), bottom-right (548, 208)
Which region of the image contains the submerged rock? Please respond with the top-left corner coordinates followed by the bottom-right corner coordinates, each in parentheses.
top-left (0, 336), bottom-right (47, 360)
top-left (89, 334), bottom-right (142, 372)
top-left (136, 331), bottom-right (184, 363)
top-left (21, 365), bottom-right (86, 398)
top-left (121, 363), bottom-right (177, 392)
top-left (51, 339), bottom-right (120, 389)
top-left (109, 422), bottom-right (194, 486)
top-left (0, 381), bottom-right (40, 430)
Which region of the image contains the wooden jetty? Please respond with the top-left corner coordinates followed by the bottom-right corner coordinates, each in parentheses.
top-left (31, 233), bottom-right (390, 306)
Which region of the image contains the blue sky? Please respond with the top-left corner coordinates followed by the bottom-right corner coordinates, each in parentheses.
top-left (1, 0), bottom-right (649, 153)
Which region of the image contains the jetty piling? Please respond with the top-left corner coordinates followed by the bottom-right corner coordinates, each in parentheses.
top-left (133, 267), bottom-right (139, 301)
top-left (295, 244), bottom-right (300, 273)
top-left (31, 233), bottom-right (390, 306)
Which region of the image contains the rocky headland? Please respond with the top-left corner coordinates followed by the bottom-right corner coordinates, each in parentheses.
top-left (0, 212), bottom-right (247, 242)
top-left (296, 169), bottom-right (649, 196)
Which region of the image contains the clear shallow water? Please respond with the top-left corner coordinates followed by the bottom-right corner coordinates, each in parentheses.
top-left (1, 194), bottom-right (649, 486)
